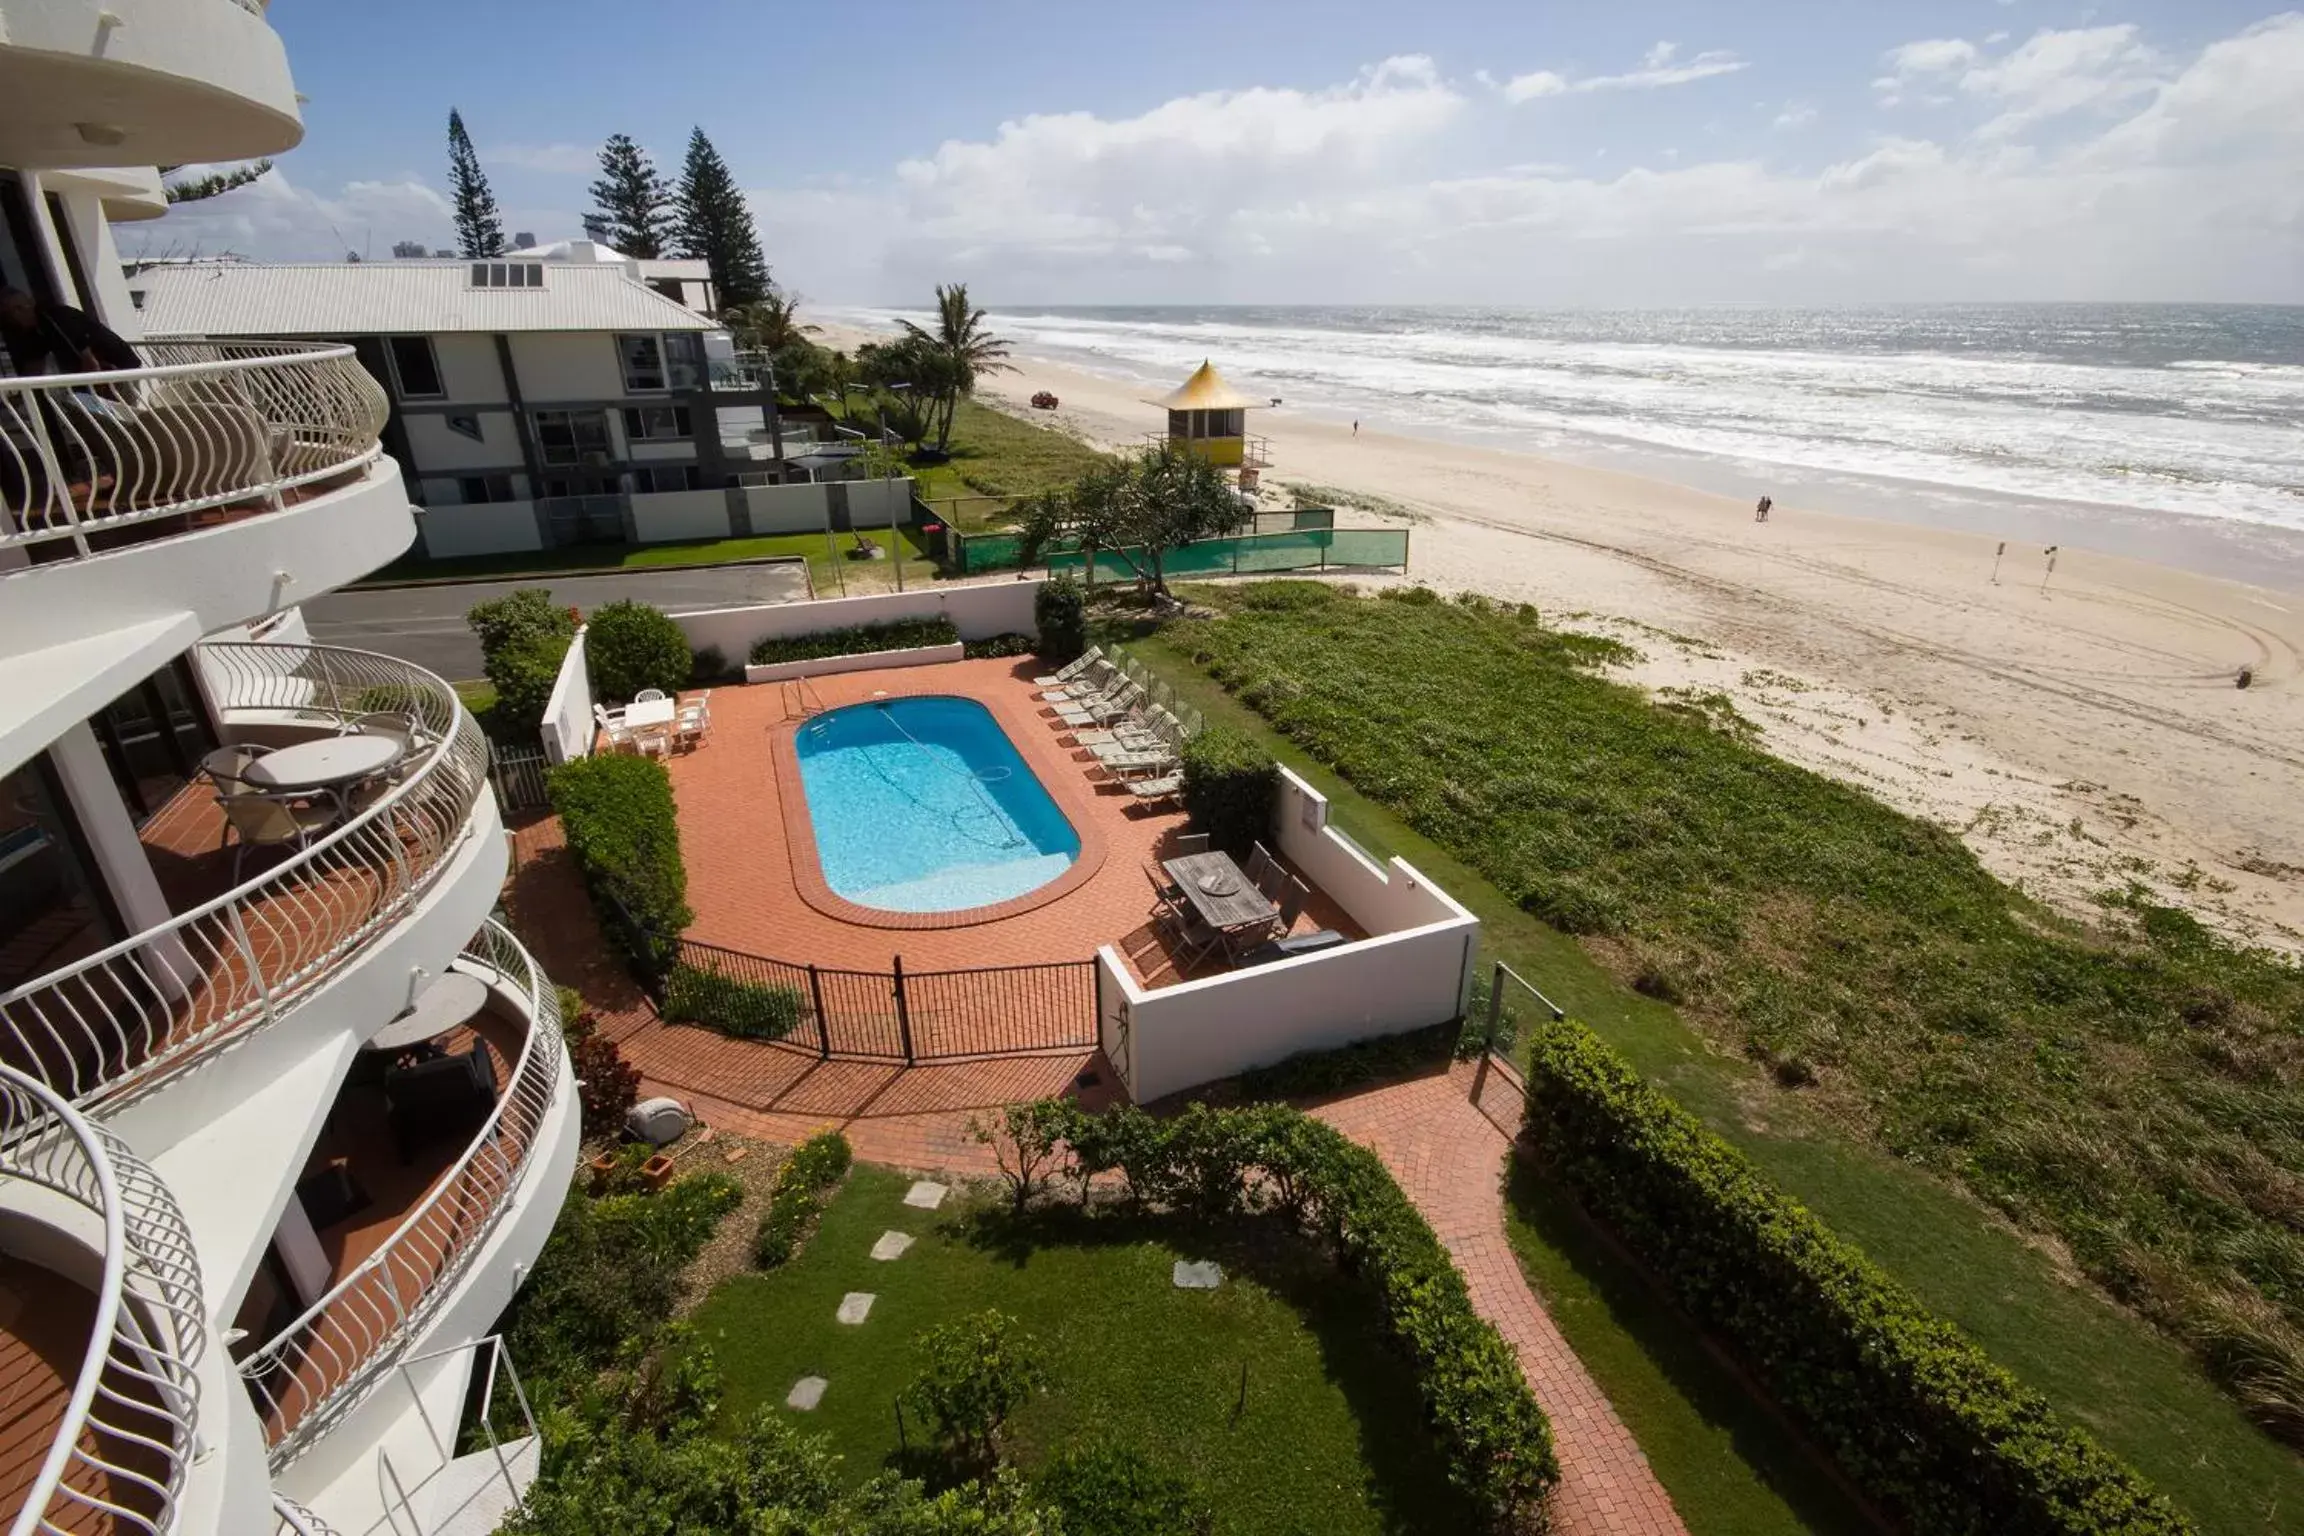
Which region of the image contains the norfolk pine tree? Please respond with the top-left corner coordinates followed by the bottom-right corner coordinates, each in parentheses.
top-left (672, 128), bottom-right (770, 308)
top-left (446, 108), bottom-right (507, 258)
top-left (587, 134), bottom-right (671, 257)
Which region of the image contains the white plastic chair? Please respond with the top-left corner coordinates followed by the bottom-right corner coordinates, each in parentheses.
top-left (633, 687), bottom-right (669, 704)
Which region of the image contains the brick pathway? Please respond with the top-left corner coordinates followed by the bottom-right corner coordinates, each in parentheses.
top-left (1313, 1062), bottom-right (1688, 1536)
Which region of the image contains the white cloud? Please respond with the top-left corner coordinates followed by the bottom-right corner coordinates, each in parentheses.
top-left (131, 165), bottom-right (575, 262)
top-left (1773, 101), bottom-right (1818, 129)
top-left (485, 142), bottom-right (600, 175)
top-left (1504, 40), bottom-right (1749, 101)
top-left (1875, 25), bottom-right (2164, 135)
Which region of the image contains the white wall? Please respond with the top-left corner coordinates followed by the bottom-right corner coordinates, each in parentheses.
top-left (845, 476), bottom-right (913, 526)
top-left (506, 333), bottom-right (625, 402)
top-left (745, 641), bottom-right (963, 683)
top-left (671, 579), bottom-right (1040, 659)
top-left (431, 334), bottom-right (508, 403)
top-left (418, 502), bottom-right (542, 559)
top-left (541, 628), bottom-right (593, 763)
top-left (1271, 770), bottom-right (1470, 940)
top-left (403, 410), bottom-right (521, 471)
top-left (630, 488), bottom-right (732, 544)
top-left (738, 481), bottom-right (831, 534)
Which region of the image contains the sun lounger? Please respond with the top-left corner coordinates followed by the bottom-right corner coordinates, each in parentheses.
top-left (1098, 751), bottom-right (1179, 779)
top-left (1125, 773), bottom-right (1183, 803)
top-left (1032, 647), bottom-right (1102, 689)
top-left (1054, 683), bottom-right (1142, 727)
top-left (1041, 662), bottom-right (1119, 703)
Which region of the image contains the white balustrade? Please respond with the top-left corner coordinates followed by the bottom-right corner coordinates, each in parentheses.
top-left (1, 1063), bottom-right (204, 1536)
top-left (1, 341), bottom-right (385, 561)
top-left (238, 921), bottom-right (566, 1468)
top-left (0, 643), bottom-right (489, 1109)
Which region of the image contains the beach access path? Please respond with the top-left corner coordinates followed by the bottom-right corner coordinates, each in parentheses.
top-left (934, 334), bottom-right (2304, 952)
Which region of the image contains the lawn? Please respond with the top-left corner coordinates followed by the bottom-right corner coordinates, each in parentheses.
top-left (1107, 596), bottom-right (2304, 1536)
top-left (364, 526), bottom-right (937, 595)
top-left (685, 1165), bottom-right (1480, 1535)
top-left (891, 397), bottom-right (1111, 513)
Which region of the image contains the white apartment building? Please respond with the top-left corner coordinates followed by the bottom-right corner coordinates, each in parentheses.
top-left (2, 5), bottom-right (578, 1534)
top-left (130, 250), bottom-right (811, 561)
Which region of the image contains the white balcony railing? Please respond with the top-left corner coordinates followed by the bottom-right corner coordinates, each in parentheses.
top-left (0, 643), bottom-right (489, 1109)
top-left (272, 1495), bottom-right (340, 1536)
top-left (1, 1063), bottom-right (205, 1536)
top-left (1, 341), bottom-right (386, 562)
top-left (240, 920), bottom-right (566, 1468)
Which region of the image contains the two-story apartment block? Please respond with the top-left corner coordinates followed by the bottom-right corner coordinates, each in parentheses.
top-left (3, 5), bottom-right (576, 1533)
top-left (129, 253), bottom-right (796, 560)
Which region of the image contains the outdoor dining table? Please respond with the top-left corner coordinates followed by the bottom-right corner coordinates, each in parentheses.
top-left (363, 971), bottom-right (490, 1052)
top-left (243, 732), bottom-right (405, 799)
top-left (1163, 851), bottom-right (1280, 936)
top-left (621, 697), bottom-right (677, 730)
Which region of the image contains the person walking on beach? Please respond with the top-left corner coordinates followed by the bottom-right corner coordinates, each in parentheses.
top-left (1754, 494), bottom-right (1773, 523)
top-left (1352, 419), bottom-right (1359, 437)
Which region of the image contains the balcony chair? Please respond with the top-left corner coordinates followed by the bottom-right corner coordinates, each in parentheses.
top-left (220, 786), bottom-right (340, 879)
top-left (201, 742), bottom-right (272, 798)
top-left (384, 1038), bottom-right (497, 1164)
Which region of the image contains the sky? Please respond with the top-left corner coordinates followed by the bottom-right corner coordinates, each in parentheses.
top-left (147, 1), bottom-right (2304, 306)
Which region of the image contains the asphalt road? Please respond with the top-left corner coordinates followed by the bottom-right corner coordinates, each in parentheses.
top-left (302, 561), bottom-right (812, 680)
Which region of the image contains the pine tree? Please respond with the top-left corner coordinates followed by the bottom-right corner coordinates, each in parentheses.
top-left (586, 134), bottom-right (670, 257)
top-left (446, 108), bottom-right (506, 259)
top-left (672, 127), bottom-right (770, 309)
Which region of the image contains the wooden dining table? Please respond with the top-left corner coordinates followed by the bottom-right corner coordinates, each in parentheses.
top-left (1163, 851), bottom-right (1279, 935)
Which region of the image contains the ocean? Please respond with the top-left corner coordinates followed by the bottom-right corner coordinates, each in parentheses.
top-left (850, 303), bottom-right (2304, 583)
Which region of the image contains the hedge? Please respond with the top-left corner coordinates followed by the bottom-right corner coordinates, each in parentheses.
top-left (1520, 1016), bottom-right (2193, 1536)
top-left (999, 1100), bottom-right (1557, 1525)
top-left (546, 753), bottom-right (691, 976)
top-left (1033, 574), bottom-right (1088, 662)
top-left (662, 960), bottom-right (807, 1042)
top-left (1179, 725), bottom-right (1277, 857)
top-left (961, 632), bottom-right (1037, 660)
top-left (467, 587), bottom-right (573, 657)
top-left (585, 600), bottom-right (693, 705)
top-left (485, 628), bottom-right (571, 737)
top-left (747, 616), bottom-right (959, 667)
top-left (753, 1130), bottom-right (854, 1268)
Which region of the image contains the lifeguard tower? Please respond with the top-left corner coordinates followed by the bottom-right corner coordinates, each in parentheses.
top-left (1150, 360), bottom-right (1270, 488)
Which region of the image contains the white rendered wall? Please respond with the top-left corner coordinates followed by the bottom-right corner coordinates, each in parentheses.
top-left (418, 502), bottom-right (544, 559)
top-left (671, 579), bottom-right (1040, 656)
top-left (431, 334), bottom-right (509, 404)
top-left (505, 334), bottom-right (625, 402)
top-left (845, 477), bottom-right (913, 526)
top-left (404, 410), bottom-right (521, 472)
top-left (737, 481), bottom-right (832, 534)
top-left (541, 628), bottom-right (593, 763)
top-left (629, 488), bottom-right (733, 544)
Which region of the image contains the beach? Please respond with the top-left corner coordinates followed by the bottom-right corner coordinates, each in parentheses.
top-left (823, 321), bottom-right (2304, 949)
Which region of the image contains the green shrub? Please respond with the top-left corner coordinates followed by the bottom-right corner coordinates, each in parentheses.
top-left (484, 629), bottom-right (570, 737)
top-left (962, 632), bottom-right (1037, 660)
top-left (1179, 725), bottom-right (1277, 856)
top-left (466, 587), bottom-right (574, 658)
top-left (985, 1099), bottom-right (1557, 1522)
top-left (561, 1007), bottom-right (640, 1138)
top-left (1036, 1441), bottom-right (1213, 1536)
top-left (752, 1130), bottom-right (854, 1268)
top-left (662, 961), bottom-right (805, 1041)
top-left (1033, 574), bottom-right (1088, 660)
top-left (902, 1309), bottom-right (1050, 1467)
top-left (1521, 1015), bottom-right (2192, 1536)
top-left (585, 600), bottom-right (693, 704)
top-left (547, 753), bottom-right (691, 975)
top-left (689, 644), bottom-right (735, 684)
top-left (747, 616), bottom-right (959, 667)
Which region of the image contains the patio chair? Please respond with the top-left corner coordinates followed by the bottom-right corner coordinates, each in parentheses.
top-left (595, 704), bottom-right (635, 753)
top-left (1171, 832), bottom-right (1210, 856)
top-left (221, 786), bottom-right (340, 879)
top-left (200, 742), bottom-right (271, 791)
top-left (1274, 874), bottom-right (1309, 935)
top-left (634, 687), bottom-right (669, 703)
top-left (1144, 860), bottom-right (1185, 911)
top-left (1125, 773), bottom-right (1183, 805)
top-left (1244, 842), bottom-right (1278, 894)
top-left (635, 725), bottom-right (671, 759)
top-left (350, 711), bottom-right (420, 778)
top-left (1032, 647), bottom-right (1103, 689)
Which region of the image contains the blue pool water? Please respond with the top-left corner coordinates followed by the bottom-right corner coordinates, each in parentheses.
top-left (795, 697), bottom-right (1081, 913)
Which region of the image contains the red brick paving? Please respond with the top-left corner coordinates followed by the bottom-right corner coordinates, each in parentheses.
top-left (1314, 1062), bottom-right (1688, 1536)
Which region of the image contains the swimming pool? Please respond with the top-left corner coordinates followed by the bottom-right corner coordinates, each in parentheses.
top-left (794, 697), bottom-right (1081, 913)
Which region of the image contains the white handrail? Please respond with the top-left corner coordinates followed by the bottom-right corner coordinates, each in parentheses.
top-left (1, 1063), bottom-right (205, 1536)
top-left (239, 920), bottom-right (567, 1468)
top-left (270, 1495), bottom-right (339, 1536)
top-left (0, 642), bottom-right (489, 1108)
top-left (1, 339), bottom-right (386, 560)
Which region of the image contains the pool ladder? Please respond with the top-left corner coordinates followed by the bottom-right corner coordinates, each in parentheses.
top-left (781, 675), bottom-right (828, 723)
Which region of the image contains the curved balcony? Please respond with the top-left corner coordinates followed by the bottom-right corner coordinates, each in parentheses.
top-left (271, 1495), bottom-right (339, 1536)
top-left (2, 341), bottom-right (386, 564)
top-left (0, 1063), bottom-right (204, 1536)
top-left (0, 0), bottom-right (301, 170)
top-left (237, 921), bottom-right (567, 1467)
top-left (0, 644), bottom-right (490, 1109)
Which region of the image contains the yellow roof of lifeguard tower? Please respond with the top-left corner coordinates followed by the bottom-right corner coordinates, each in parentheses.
top-left (1151, 360), bottom-right (1260, 412)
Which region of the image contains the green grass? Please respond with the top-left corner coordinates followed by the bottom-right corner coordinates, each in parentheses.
top-left (1107, 599), bottom-right (2304, 1536)
top-left (686, 1166), bottom-right (1479, 1535)
top-left (900, 397), bottom-right (1111, 510)
top-left (365, 526), bottom-right (936, 595)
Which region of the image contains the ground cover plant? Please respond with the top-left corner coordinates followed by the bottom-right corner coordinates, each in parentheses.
top-left (753, 1129), bottom-right (853, 1268)
top-left (1167, 581), bottom-right (2304, 1451)
top-left (687, 1161), bottom-right (1496, 1534)
top-left (748, 615), bottom-right (960, 667)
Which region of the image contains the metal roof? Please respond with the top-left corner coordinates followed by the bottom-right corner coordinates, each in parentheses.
top-left (130, 260), bottom-right (718, 338)
top-left (1150, 360), bottom-right (1260, 412)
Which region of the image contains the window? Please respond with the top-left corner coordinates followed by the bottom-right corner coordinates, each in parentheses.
top-left (455, 474), bottom-right (518, 505)
top-left (386, 336), bottom-right (443, 399)
top-left (539, 473), bottom-right (618, 500)
top-left (89, 660), bottom-right (218, 825)
top-left (445, 413), bottom-right (485, 443)
top-left (621, 405), bottom-right (692, 442)
top-left (631, 464), bottom-right (705, 495)
top-left (468, 261), bottom-right (545, 289)
top-left (617, 333), bottom-right (665, 392)
top-left (0, 757), bottom-right (116, 992)
top-left (533, 409), bottom-right (612, 467)
top-left (664, 333), bottom-right (704, 390)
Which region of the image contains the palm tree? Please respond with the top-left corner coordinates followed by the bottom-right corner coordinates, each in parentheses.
top-left (898, 283), bottom-right (1013, 453)
top-left (725, 289), bottom-right (817, 354)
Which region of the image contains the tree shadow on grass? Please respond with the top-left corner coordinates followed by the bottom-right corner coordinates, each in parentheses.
top-left (1504, 1156), bottom-right (1885, 1535)
top-left (949, 1201), bottom-right (1487, 1535)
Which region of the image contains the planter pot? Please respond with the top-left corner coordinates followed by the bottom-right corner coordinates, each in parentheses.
top-left (587, 1152), bottom-right (618, 1193)
top-left (641, 1152), bottom-right (677, 1191)
top-left (744, 641), bottom-right (966, 684)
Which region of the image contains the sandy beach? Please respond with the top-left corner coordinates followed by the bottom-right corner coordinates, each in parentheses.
top-left (822, 322), bottom-right (2304, 950)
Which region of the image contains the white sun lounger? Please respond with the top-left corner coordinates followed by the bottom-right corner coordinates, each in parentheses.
top-left (1032, 647), bottom-right (1102, 689)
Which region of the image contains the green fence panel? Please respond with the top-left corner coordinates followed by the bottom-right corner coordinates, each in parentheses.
top-left (1044, 528), bottom-right (1406, 580)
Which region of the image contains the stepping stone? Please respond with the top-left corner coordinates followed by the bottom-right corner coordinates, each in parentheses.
top-left (871, 1230), bottom-right (915, 1261)
top-left (836, 1292), bottom-right (876, 1325)
top-left (903, 1180), bottom-right (948, 1210)
top-left (786, 1376), bottom-right (828, 1411)
top-left (1173, 1260), bottom-right (1223, 1290)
